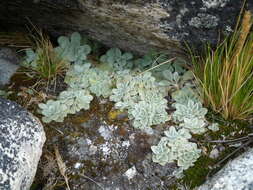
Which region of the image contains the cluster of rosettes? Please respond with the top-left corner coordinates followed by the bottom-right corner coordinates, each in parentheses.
top-left (152, 84), bottom-right (219, 177)
top-left (33, 32), bottom-right (220, 178)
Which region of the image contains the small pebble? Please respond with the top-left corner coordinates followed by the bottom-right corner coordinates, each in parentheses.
top-left (124, 166), bottom-right (137, 180)
top-left (74, 162), bottom-right (82, 169)
top-left (209, 148), bottom-right (220, 159)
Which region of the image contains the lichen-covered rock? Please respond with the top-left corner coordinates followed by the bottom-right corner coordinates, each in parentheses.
top-left (0, 98), bottom-right (46, 190)
top-left (37, 99), bottom-right (176, 189)
top-left (198, 148), bottom-right (253, 190)
top-left (0, 0), bottom-right (252, 54)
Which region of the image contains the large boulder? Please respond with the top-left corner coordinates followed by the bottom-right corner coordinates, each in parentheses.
top-left (199, 148), bottom-right (253, 190)
top-left (0, 98), bottom-right (46, 190)
top-left (0, 0), bottom-right (252, 55)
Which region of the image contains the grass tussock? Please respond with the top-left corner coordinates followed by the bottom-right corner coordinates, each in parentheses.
top-left (33, 33), bottom-right (68, 80)
top-left (22, 30), bottom-right (69, 89)
top-left (191, 10), bottom-right (253, 120)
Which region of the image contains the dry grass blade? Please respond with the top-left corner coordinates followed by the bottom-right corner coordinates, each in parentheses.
top-left (232, 11), bottom-right (252, 61)
top-left (138, 57), bottom-right (176, 75)
top-left (54, 145), bottom-right (71, 190)
top-left (79, 173), bottom-right (105, 190)
top-left (0, 32), bottom-right (32, 48)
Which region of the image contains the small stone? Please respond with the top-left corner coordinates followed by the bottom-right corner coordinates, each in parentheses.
top-left (124, 166), bottom-right (137, 180)
top-left (98, 125), bottom-right (113, 140)
top-left (122, 141), bottom-right (130, 147)
top-left (209, 148), bottom-right (219, 159)
top-left (100, 143), bottom-right (111, 156)
top-left (89, 145), bottom-right (98, 155)
top-left (74, 162), bottom-right (82, 169)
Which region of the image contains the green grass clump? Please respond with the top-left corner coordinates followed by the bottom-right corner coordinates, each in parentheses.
top-left (34, 37), bottom-right (68, 80)
top-left (22, 31), bottom-right (69, 87)
top-left (190, 10), bottom-right (253, 120)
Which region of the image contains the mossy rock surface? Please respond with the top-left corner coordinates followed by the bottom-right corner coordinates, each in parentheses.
top-left (32, 99), bottom-right (177, 190)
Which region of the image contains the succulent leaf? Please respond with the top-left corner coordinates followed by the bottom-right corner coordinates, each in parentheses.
top-left (100, 48), bottom-right (133, 71)
top-left (172, 99), bottom-right (208, 122)
top-left (39, 88), bottom-right (93, 123)
top-left (55, 32), bottom-right (91, 63)
top-left (180, 117), bottom-right (207, 134)
top-left (208, 123), bottom-right (220, 132)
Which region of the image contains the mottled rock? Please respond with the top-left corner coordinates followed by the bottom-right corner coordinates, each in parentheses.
top-left (124, 166), bottom-right (137, 180)
top-left (39, 105), bottom-right (176, 190)
top-left (199, 148), bottom-right (253, 190)
top-left (0, 98), bottom-right (46, 190)
top-left (0, 48), bottom-right (19, 86)
top-left (0, 0), bottom-right (252, 55)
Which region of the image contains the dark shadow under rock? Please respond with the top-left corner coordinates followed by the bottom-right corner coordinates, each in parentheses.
top-left (0, 0), bottom-right (251, 55)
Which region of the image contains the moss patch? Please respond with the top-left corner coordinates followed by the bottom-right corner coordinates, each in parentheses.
top-left (179, 110), bottom-right (252, 189)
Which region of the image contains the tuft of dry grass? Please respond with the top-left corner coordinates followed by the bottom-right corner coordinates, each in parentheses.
top-left (32, 32), bottom-right (68, 80)
top-left (0, 32), bottom-right (32, 48)
top-left (190, 10), bottom-right (253, 120)
top-left (21, 29), bottom-right (69, 90)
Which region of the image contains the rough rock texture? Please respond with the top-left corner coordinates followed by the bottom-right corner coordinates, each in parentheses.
top-left (60, 117), bottom-right (176, 189)
top-left (199, 148), bottom-right (253, 190)
top-left (0, 0), bottom-right (252, 55)
top-left (37, 100), bottom-right (176, 189)
top-left (0, 98), bottom-right (46, 190)
top-left (0, 48), bottom-right (19, 86)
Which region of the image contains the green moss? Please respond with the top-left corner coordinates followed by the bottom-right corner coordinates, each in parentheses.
top-left (29, 183), bottom-right (43, 190)
top-left (179, 110), bottom-right (251, 189)
top-left (182, 155), bottom-right (214, 188)
top-left (206, 110), bottom-right (251, 138)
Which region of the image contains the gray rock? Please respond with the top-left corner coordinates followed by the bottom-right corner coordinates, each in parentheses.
top-left (0, 0), bottom-right (252, 55)
top-left (0, 48), bottom-right (20, 86)
top-left (0, 48), bottom-right (19, 64)
top-left (0, 98), bottom-right (46, 190)
top-left (47, 114), bottom-right (176, 190)
top-left (199, 148), bottom-right (253, 190)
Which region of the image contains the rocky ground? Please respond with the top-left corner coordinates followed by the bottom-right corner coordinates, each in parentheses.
top-left (34, 98), bottom-right (177, 190)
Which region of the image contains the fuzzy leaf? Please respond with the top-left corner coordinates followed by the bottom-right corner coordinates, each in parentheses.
top-left (100, 48), bottom-right (133, 71)
top-left (55, 32), bottom-right (91, 63)
top-left (172, 99), bottom-right (208, 122)
top-left (208, 123), bottom-right (219, 132)
top-left (180, 117), bottom-right (207, 134)
top-left (164, 126), bottom-right (191, 142)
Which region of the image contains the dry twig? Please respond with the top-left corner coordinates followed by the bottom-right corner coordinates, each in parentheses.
top-left (54, 145), bottom-right (71, 190)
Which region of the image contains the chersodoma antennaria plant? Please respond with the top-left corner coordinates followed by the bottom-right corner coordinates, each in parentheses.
top-left (37, 33), bottom-right (173, 134)
top-left (23, 31), bottom-right (220, 178)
